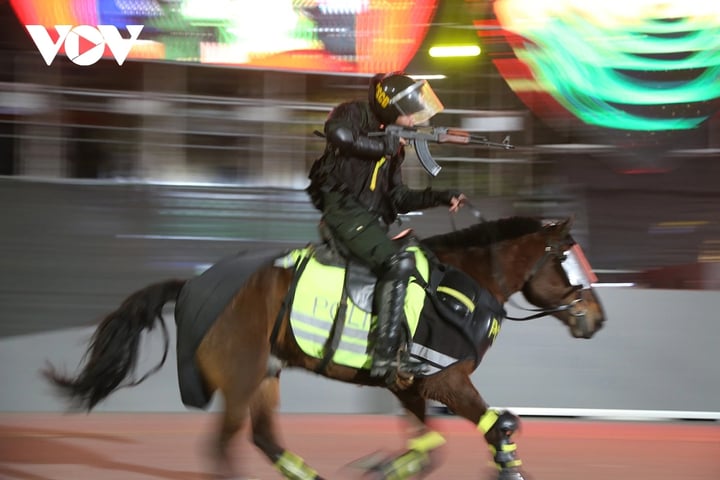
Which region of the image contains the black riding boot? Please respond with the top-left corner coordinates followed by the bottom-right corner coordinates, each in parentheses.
top-left (370, 251), bottom-right (425, 381)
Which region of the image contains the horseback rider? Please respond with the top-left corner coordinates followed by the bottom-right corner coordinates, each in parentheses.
top-left (306, 72), bottom-right (467, 382)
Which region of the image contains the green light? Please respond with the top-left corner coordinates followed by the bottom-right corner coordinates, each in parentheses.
top-left (495, 1), bottom-right (720, 131)
top-left (429, 45), bottom-right (481, 58)
top-left (518, 15), bottom-right (720, 130)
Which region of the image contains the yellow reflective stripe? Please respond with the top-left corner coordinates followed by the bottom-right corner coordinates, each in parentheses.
top-left (491, 459), bottom-right (523, 471)
top-left (385, 450), bottom-right (429, 480)
top-left (477, 409), bottom-right (499, 434)
top-left (274, 451), bottom-right (318, 479)
top-left (488, 317), bottom-right (501, 340)
top-left (436, 286), bottom-right (475, 312)
top-left (369, 157), bottom-right (386, 191)
top-left (407, 430), bottom-right (446, 452)
top-left (488, 444), bottom-right (517, 455)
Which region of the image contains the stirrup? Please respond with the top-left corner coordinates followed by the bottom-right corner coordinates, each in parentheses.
top-left (369, 358), bottom-right (395, 378)
top-left (397, 355), bottom-right (428, 377)
top-left (370, 354), bottom-right (427, 380)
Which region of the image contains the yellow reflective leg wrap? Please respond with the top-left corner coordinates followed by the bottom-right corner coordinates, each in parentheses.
top-left (477, 409), bottom-right (499, 434)
top-left (378, 450), bottom-right (430, 480)
top-left (369, 430), bottom-right (443, 479)
top-left (478, 409), bottom-right (523, 470)
top-left (407, 430), bottom-right (446, 453)
top-left (488, 444), bottom-right (522, 468)
top-left (489, 443), bottom-right (518, 455)
top-left (274, 451), bottom-right (318, 480)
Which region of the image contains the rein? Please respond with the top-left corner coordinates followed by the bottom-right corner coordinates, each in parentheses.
top-left (504, 290), bottom-right (583, 321)
top-left (448, 199), bottom-right (486, 231)
top-left (447, 203), bottom-right (586, 323)
top-left (501, 244), bottom-right (583, 322)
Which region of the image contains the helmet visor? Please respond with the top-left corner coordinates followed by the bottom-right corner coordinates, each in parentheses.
top-left (391, 80), bottom-right (444, 125)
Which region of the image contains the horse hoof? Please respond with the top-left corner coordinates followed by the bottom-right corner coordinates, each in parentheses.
top-left (498, 467), bottom-right (526, 480)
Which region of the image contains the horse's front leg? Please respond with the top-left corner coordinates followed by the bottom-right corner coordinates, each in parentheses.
top-left (429, 368), bottom-right (526, 480)
top-left (360, 389), bottom-right (446, 479)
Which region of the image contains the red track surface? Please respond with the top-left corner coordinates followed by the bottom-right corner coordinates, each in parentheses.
top-left (1, 413), bottom-right (718, 479)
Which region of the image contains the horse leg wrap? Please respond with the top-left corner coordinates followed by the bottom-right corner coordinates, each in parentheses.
top-left (369, 450), bottom-right (430, 480)
top-left (274, 450), bottom-right (321, 480)
top-left (407, 430), bottom-right (446, 453)
top-left (477, 409), bottom-right (523, 470)
top-left (369, 430), bottom-right (445, 479)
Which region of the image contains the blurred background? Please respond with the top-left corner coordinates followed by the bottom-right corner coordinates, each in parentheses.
top-left (0, 1), bottom-right (719, 415)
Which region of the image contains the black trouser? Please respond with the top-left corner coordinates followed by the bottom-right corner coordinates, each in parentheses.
top-left (320, 191), bottom-right (398, 273)
top-left (321, 191), bottom-right (419, 377)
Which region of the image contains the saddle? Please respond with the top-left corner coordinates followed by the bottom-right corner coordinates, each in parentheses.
top-left (310, 225), bottom-right (417, 313)
top-left (280, 231), bottom-right (507, 374)
top-left (311, 244), bottom-right (376, 313)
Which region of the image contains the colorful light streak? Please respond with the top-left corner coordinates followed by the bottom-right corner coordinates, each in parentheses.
top-left (10, 0), bottom-right (438, 74)
top-left (493, 0), bottom-right (720, 131)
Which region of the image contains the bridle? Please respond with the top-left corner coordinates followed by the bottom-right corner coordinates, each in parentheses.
top-left (447, 202), bottom-right (591, 331)
top-left (490, 231), bottom-right (590, 332)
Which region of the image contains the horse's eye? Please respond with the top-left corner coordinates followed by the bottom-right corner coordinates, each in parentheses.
top-left (559, 254), bottom-right (568, 262)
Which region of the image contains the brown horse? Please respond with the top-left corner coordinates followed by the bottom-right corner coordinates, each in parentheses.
top-left (44, 216), bottom-right (605, 480)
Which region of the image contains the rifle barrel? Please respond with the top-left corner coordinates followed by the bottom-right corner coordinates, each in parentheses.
top-left (370, 126), bottom-right (515, 149)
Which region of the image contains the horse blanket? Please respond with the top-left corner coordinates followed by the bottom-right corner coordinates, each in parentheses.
top-left (174, 244), bottom-right (506, 409)
top-left (278, 245), bottom-right (506, 376)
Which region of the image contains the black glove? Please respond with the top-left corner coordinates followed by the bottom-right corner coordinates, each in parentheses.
top-left (439, 190), bottom-right (462, 205)
top-left (381, 132), bottom-right (401, 157)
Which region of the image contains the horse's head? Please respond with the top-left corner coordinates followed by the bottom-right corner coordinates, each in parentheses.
top-left (422, 215), bottom-right (606, 339)
top-left (518, 218), bottom-right (605, 339)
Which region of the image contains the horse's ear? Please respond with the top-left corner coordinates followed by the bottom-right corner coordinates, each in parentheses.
top-left (544, 216), bottom-right (574, 236)
top-left (558, 215), bottom-right (574, 235)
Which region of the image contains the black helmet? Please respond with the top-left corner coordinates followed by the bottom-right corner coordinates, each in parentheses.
top-left (369, 72), bottom-right (444, 125)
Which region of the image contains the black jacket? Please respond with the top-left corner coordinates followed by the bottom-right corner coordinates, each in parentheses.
top-left (308, 100), bottom-right (455, 225)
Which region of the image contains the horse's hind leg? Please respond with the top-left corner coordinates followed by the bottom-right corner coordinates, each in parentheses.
top-left (249, 374), bottom-right (324, 480)
top-left (212, 391), bottom-right (250, 478)
top-left (197, 322), bottom-right (268, 478)
top-left (199, 368), bottom-right (261, 479)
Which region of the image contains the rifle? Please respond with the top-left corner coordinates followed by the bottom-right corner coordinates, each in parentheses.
top-left (370, 125), bottom-right (515, 177)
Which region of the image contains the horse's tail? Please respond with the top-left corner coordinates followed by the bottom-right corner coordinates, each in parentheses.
top-left (43, 279), bottom-right (187, 411)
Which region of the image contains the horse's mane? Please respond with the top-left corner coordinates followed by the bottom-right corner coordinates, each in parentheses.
top-left (420, 216), bottom-right (542, 251)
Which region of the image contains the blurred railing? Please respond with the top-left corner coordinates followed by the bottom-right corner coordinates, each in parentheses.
top-left (0, 76), bottom-right (531, 195)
